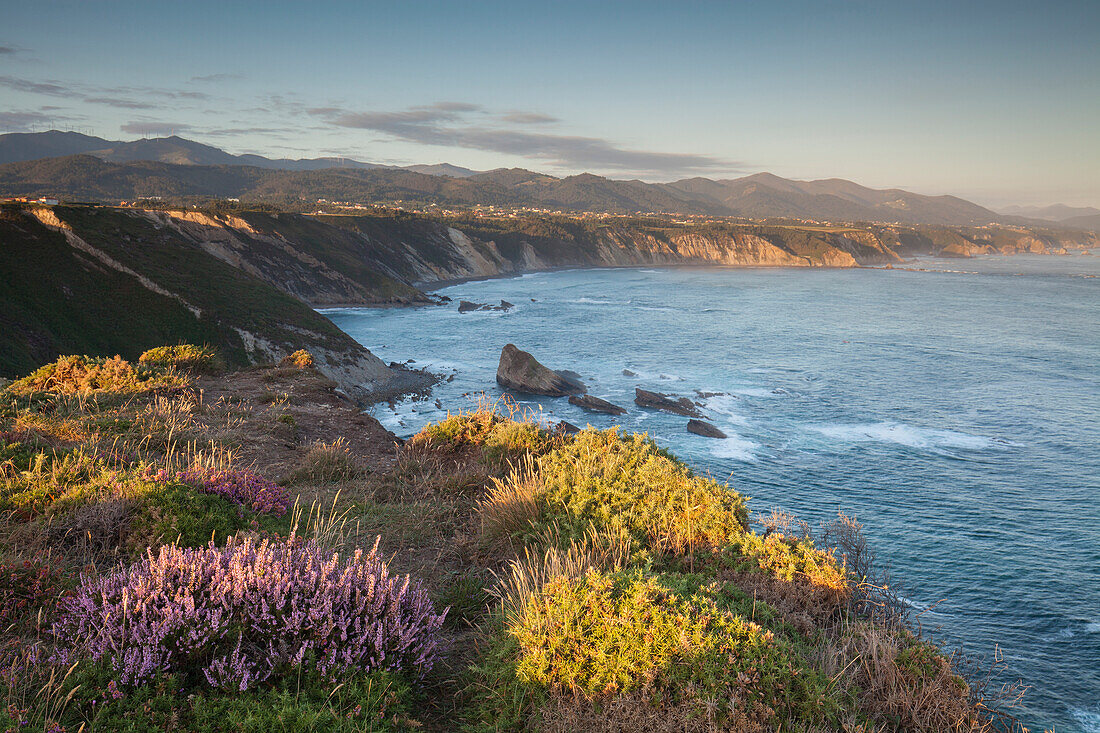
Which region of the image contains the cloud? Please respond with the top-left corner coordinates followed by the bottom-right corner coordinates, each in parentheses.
top-left (190, 73), bottom-right (242, 83)
top-left (317, 103), bottom-right (734, 175)
top-left (120, 121), bottom-right (194, 136)
top-left (0, 110), bottom-right (58, 131)
top-left (499, 112), bottom-right (559, 125)
top-left (0, 76), bottom-right (209, 105)
top-left (84, 96), bottom-right (157, 110)
top-left (201, 126), bottom-right (291, 137)
top-left (0, 75), bottom-right (75, 97)
top-left (0, 46), bottom-right (16, 55)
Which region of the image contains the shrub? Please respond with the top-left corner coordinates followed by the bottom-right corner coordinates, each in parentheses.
top-left (0, 558), bottom-right (62, 628)
top-left (54, 536), bottom-right (448, 690)
top-left (279, 349), bottom-right (314, 369)
top-left (177, 465), bottom-right (291, 515)
top-left (506, 569), bottom-right (835, 728)
top-left (8, 355), bottom-right (190, 396)
top-left (129, 482), bottom-right (253, 551)
top-left (726, 531), bottom-right (849, 600)
top-left (532, 428), bottom-right (749, 556)
top-left (409, 406), bottom-right (562, 466)
top-left (139, 344), bottom-right (223, 374)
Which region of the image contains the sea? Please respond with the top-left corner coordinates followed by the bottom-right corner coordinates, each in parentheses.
top-left (325, 254), bottom-right (1100, 732)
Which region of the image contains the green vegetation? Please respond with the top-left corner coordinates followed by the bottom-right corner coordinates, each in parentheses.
top-left (0, 205), bottom-right (392, 385)
top-left (0, 355), bottom-right (1028, 732)
top-left (138, 343), bottom-right (223, 374)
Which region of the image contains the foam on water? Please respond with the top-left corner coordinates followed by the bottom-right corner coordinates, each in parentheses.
top-left (708, 431), bottom-right (760, 462)
top-left (1071, 708), bottom-right (1100, 733)
top-left (808, 421), bottom-right (1005, 452)
top-left (701, 395), bottom-right (750, 425)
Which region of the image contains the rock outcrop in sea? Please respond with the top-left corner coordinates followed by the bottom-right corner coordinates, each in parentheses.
top-left (634, 388), bottom-right (704, 418)
top-left (687, 419), bottom-right (727, 438)
top-left (496, 344), bottom-right (586, 396)
top-left (568, 394), bottom-right (627, 415)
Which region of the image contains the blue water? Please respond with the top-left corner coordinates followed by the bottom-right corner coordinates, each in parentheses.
top-left (326, 255), bottom-right (1100, 732)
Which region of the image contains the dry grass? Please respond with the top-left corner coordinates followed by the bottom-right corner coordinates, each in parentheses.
top-left (286, 438), bottom-right (362, 484)
top-left (288, 490), bottom-right (358, 553)
top-left (820, 621), bottom-right (983, 732)
top-left (477, 455), bottom-right (543, 546)
top-left (489, 523), bottom-right (632, 626)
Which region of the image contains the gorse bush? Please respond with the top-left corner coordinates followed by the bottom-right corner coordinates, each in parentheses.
top-left (508, 569), bottom-right (837, 729)
top-left (8, 354), bottom-right (191, 396)
top-left (54, 536), bottom-right (448, 690)
top-left (529, 428), bottom-right (749, 556)
top-left (409, 405), bottom-right (562, 466)
top-left (279, 349), bottom-right (315, 369)
top-left (728, 531), bottom-right (849, 599)
top-left (139, 344), bottom-right (223, 374)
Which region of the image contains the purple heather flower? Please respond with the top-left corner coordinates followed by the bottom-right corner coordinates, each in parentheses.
top-left (52, 536), bottom-right (447, 690)
top-left (176, 467), bottom-right (291, 515)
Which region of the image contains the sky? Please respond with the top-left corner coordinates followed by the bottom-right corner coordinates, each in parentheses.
top-left (1, 0), bottom-right (1097, 208)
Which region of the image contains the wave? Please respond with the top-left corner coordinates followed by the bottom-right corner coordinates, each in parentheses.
top-left (570, 297), bottom-right (616, 305)
top-left (702, 395), bottom-right (749, 425)
top-left (1071, 707), bottom-right (1100, 733)
top-left (709, 431), bottom-right (760, 462)
top-left (808, 421), bottom-right (1008, 451)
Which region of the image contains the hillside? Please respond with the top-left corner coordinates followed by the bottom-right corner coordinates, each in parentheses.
top-left (0, 204), bottom-right (426, 400)
top-left (0, 130), bottom-right (473, 175)
top-left (0, 143), bottom-right (1051, 225)
top-left (0, 351), bottom-right (1027, 731)
top-left (4, 202), bottom-right (1093, 384)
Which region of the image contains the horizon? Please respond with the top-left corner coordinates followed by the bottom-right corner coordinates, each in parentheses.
top-left (1, 1), bottom-right (1098, 208)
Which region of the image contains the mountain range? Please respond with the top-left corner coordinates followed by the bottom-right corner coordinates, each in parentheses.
top-left (0, 130), bottom-right (480, 176)
top-left (0, 131), bottom-right (1094, 228)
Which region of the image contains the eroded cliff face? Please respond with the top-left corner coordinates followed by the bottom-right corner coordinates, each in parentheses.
top-left (10, 206), bottom-right (419, 402)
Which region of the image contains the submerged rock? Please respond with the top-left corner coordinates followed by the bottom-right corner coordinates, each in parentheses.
top-left (622, 369), bottom-right (637, 377)
top-left (569, 394), bottom-right (627, 415)
top-left (496, 344), bottom-right (586, 397)
top-left (687, 419), bottom-right (727, 439)
top-left (634, 388), bottom-right (703, 418)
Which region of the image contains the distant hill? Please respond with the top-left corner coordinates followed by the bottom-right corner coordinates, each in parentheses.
top-left (0, 130), bottom-right (113, 165)
top-left (1, 155), bottom-right (1021, 225)
top-left (999, 203), bottom-right (1100, 222)
top-left (0, 130), bottom-right (483, 177)
top-left (1060, 213), bottom-right (1100, 230)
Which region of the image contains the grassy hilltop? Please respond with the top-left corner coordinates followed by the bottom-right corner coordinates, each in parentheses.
top-left (0, 346), bottom-right (1028, 732)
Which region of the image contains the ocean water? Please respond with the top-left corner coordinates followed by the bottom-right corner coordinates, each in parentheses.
top-left (326, 255), bottom-right (1100, 732)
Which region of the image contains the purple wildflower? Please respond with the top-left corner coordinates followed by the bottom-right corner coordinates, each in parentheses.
top-left (52, 536), bottom-right (447, 690)
top-left (177, 467), bottom-right (290, 515)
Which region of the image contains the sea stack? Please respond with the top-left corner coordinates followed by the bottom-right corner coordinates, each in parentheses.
top-left (496, 344), bottom-right (586, 396)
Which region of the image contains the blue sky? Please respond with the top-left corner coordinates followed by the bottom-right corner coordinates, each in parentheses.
top-left (1, 0), bottom-right (1097, 207)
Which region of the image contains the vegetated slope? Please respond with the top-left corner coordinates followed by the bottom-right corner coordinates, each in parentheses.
top-left (0, 151), bottom-right (1033, 225)
top-left (0, 130), bottom-right (114, 165)
top-left (0, 360), bottom-right (1028, 731)
top-left (0, 204), bottom-right (417, 399)
top-left (0, 131), bottom-right (479, 174)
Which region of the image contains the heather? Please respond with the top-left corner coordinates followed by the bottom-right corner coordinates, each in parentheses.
top-left (54, 536), bottom-right (446, 688)
top-left (177, 465), bottom-right (291, 514)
